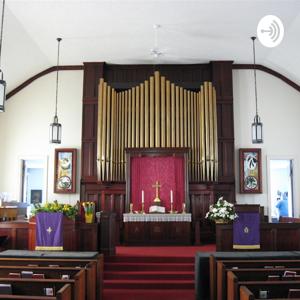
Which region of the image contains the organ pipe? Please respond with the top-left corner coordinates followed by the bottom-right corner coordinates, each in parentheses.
top-left (97, 71), bottom-right (218, 182)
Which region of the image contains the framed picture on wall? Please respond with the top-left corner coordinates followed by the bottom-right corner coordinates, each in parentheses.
top-left (239, 148), bottom-right (262, 193)
top-left (54, 148), bottom-right (77, 193)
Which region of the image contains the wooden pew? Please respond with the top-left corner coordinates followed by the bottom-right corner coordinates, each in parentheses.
top-left (228, 271), bottom-right (300, 300)
top-left (0, 274), bottom-right (85, 300)
top-left (217, 259), bottom-right (300, 300)
top-left (0, 257), bottom-right (100, 300)
top-left (240, 282), bottom-right (300, 300)
top-left (239, 285), bottom-right (289, 300)
top-left (0, 281), bottom-right (71, 300)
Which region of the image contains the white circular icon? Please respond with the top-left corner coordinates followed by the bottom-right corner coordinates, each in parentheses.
top-left (257, 15), bottom-right (284, 48)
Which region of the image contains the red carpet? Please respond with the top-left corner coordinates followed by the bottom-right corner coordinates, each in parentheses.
top-left (103, 244), bottom-right (215, 300)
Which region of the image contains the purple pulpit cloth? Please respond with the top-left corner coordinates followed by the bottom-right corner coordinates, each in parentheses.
top-left (35, 212), bottom-right (63, 251)
top-left (233, 212), bottom-right (260, 249)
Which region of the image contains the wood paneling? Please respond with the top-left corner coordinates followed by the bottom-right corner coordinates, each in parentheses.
top-left (216, 223), bottom-right (300, 251)
top-left (124, 222), bottom-right (191, 245)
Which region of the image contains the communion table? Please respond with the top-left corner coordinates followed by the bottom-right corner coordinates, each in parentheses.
top-left (123, 213), bottom-right (191, 245)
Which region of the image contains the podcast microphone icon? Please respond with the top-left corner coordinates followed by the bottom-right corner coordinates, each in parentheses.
top-left (257, 15), bottom-right (284, 48)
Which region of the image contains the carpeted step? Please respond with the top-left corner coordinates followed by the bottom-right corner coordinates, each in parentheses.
top-left (103, 279), bottom-right (194, 289)
top-left (105, 255), bottom-right (194, 264)
top-left (104, 262), bottom-right (194, 271)
top-left (104, 270), bottom-right (194, 280)
top-left (103, 288), bottom-right (195, 300)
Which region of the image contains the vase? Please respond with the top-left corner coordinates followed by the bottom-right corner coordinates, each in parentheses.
top-left (215, 219), bottom-right (228, 224)
top-left (85, 213), bottom-right (94, 223)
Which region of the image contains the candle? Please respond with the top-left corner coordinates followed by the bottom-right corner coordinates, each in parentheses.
top-left (170, 190), bottom-right (173, 204)
top-left (142, 190), bottom-right (144, 204)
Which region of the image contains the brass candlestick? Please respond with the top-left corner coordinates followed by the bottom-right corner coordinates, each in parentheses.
top-left (141, 202), bottom-right (145, 214)
top-left (129, 203), bottom-right (133, 214)
top-left (169, 203), bottom-right (176, 214)
top-left (182, 203), bottom-right (186, 214)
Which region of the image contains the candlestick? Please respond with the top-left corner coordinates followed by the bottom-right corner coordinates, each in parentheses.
top-left (130, 203), bottom-right (133, 214)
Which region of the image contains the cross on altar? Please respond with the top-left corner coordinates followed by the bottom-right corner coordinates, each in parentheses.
top-left (152, 181), bottom-right (161, 203)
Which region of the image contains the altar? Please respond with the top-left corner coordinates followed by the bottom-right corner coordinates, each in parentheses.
top-left (123, 213), bottom-right (191, 245)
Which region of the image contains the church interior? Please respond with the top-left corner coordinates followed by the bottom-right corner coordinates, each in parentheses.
top-left (0, 0), bottom-right (300, 299)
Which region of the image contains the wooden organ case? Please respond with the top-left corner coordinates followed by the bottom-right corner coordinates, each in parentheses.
top-left (80, 62), bottom-right (235, 245)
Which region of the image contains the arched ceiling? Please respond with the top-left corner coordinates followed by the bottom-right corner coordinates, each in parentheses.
top-left (2, 0), bottom-right (300, 93)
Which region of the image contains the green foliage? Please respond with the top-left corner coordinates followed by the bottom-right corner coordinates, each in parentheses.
top-left (31, 200), bottom-right (79, 220)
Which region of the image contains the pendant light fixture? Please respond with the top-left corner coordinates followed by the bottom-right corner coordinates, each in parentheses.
top-left (251, 36), bottom-right (263, 144)
top-left (50, 37), bottom-right (62, 144)
top-left (0, 0), bottom-right (6, 113)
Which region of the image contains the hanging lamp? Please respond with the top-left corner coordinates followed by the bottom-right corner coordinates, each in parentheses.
top-left (49, 37), bottom-right (62, 144)
top-left (0, 0), bottom-right (6, 113)
top-left (251, 36), bottom-right (263, 144)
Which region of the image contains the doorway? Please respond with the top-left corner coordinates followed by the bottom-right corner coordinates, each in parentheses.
top-left (20, 157), bottom-right (48, 208)
top-left (268, 158), bottom-right (294, 222)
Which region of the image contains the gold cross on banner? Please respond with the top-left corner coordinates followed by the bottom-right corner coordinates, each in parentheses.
top-left (152, 181), bottom-right (161, 203)
top-left (47, 227), bottom-right (52, 234)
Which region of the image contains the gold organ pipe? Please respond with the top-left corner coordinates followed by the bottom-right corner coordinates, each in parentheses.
top-left (180, 87), bottom-right (184, 147)
top-left (171, 83), bottom-right (176, 147)
top-left (144, 80), bottom-right (149, 148)
top-left (101, 82), bottom-right (107, 181)
top-left (200, 85), bottom-right (205, 181)
top-left (131, 87), bottom-right (136, 147)
top-left (175, 86), bottom-right (180, 147)
top-left (193, 92), bottom-right (197, 181)
top-left (106, 85), bottom-right (111, 181)
top-left (204, 82), bottom-right (210, 180)
top-left (166, 80), bottom-right (171, 147)
top-left (97, 79), bottom-right (104, 181)
top-left (184, 90), bottom-right (188, 147)
top-left (187, 90), bottom-right (191, 180)
top-left (122, 91), bottom-right (126, 180)
top-left (161, 76), bottom-right (166, 147)
top-left (136, 86), bottom-right (140, 148)
top-left (150, 76), bottom-right (154, 147)
top-left (110, 90), bottom-right (115, 181)
top-left (128, 89), bottom-right (132, 148)
top-left (140, 84), bottom-right (144, 148)
top-left (118, 92), bottom-right (122, 181)
top-left (196, 92), bottom-right (201, 181)
top-left (96, 73), bottom-right (219, 183)
top-left (213, 88), bottom-right (218, 181)
top-left (191, 92), bottom-right (195, 181)
top-left (124, 91), bottom-right (128, 179)
top-left (155, 71), bottom-right (161, 147)
top-left (208, 83), bottom-right (214, 181)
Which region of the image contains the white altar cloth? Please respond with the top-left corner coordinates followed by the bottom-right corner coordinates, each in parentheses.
top-left (123, 213), bottom-right (191, 222)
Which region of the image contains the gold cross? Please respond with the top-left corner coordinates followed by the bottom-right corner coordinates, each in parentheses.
top-left (47, 227), bottom-right (52, 234)
top-left (152, 181), bottom-right (161, 198)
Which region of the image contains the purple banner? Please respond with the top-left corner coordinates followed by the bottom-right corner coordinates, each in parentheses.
top-left (233, 212), bottom-right (260, 249)
top-left (35, 212), bottom-right (63, 251)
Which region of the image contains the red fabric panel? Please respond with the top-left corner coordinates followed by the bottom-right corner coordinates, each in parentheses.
top-left (130, 156), bottom-right (185, 212)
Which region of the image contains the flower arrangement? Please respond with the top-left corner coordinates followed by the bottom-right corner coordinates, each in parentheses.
top-left (205, 197), bottom-right (238, 222)
top-left (82, 202), bottom-right (95, 223)
top-left (82, 202), bottom-right (95, 215)
top-left (31, 200), bottom-right (79, 220)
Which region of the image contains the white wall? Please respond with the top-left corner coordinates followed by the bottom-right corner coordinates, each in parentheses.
top-left (233, 69), bottom-right (300, 216)
top-left (0, 70), bottom-right (83, 205)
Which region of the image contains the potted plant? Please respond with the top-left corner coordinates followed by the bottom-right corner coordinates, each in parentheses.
top-left (205, 197), bottom-right (238, 223)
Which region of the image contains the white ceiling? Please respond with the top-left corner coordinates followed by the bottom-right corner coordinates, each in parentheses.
top-left (2, 0), bottom-right (300, 93)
